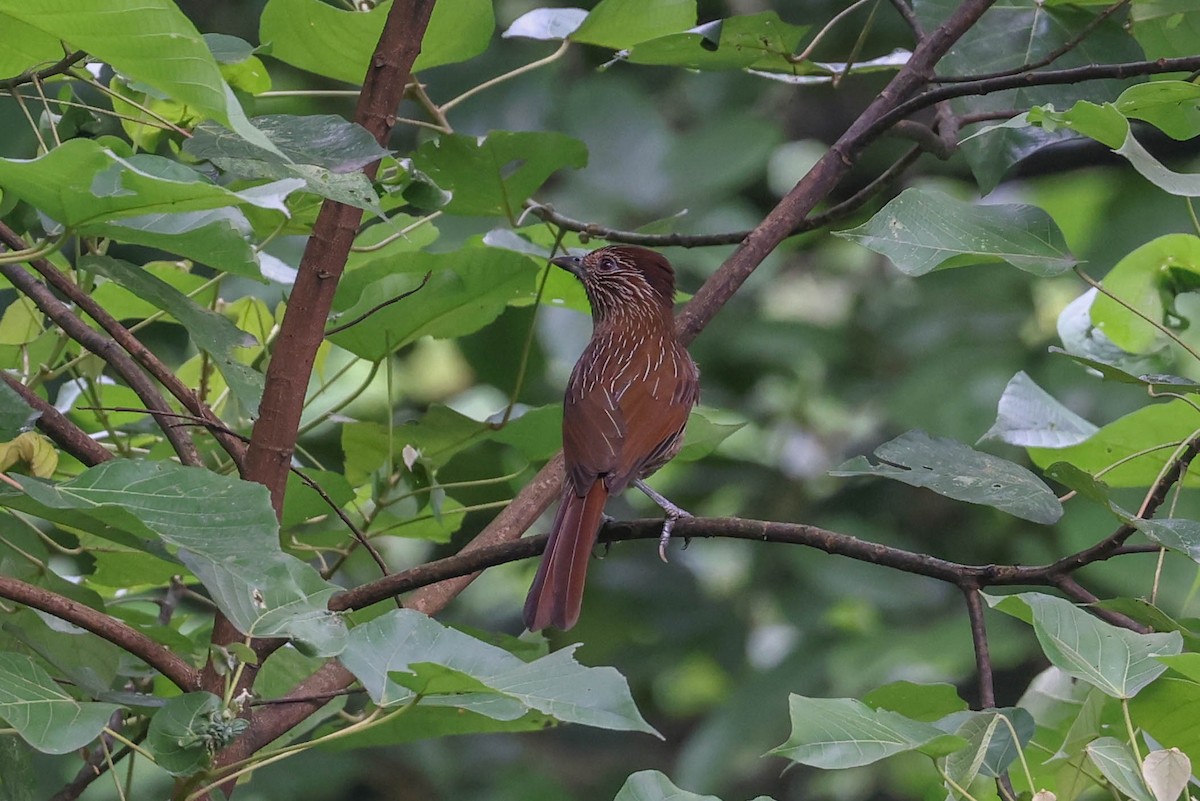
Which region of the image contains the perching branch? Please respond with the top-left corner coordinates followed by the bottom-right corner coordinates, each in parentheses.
top-left (0, 575), bottom-right (200, 691)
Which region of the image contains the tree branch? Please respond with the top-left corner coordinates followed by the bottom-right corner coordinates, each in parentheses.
top-left (961, 585), bottom-right (995, 709)
top-left (0, 259), bottom-right (201, 466)
top-left (0, 576), bottom-right (199, 691)
top-left (0, 223), bottom-right (247, 469)
top-left (0, 371), bottom-right (112, 466)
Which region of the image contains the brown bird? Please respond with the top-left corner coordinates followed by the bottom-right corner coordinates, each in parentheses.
top-left (523, 245), bottom-right (700, 631)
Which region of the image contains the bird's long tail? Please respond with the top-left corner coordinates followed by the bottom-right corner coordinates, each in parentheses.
top-left (523, 482), bottom-right (609, 631)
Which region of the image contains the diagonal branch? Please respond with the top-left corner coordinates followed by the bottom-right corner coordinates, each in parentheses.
top-left (0, 575), bottom-right (199, 691)
top-left (0, 371), bottom-right (112, 466)
top-left (0, 259), bottom-right (201, 466)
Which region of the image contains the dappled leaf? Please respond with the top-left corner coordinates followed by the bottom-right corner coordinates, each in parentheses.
top-left (770, 695), bottom-right (966, 768)
top-left (0, 652), bottom-right (121, 755)
top-left (982, 371), bottom-right (1098, 449)
top-left (988, 592), bottom-right (1181, 698)
top-left (831, 430), bottom-right (1063, 523)
top-left (835, 188), bottom-right (1076, 277)
top-left (339, 609), bottom-right (656, 734)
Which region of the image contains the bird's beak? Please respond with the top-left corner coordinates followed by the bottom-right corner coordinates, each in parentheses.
top-left (550, 254), bottom-right (583, 277)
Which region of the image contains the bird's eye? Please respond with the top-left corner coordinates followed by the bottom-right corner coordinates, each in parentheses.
top-left (598, 256), bottom-right (618, 272)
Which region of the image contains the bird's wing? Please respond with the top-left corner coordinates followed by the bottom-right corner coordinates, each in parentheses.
top-left (562, 377), bottom-right (624, 495)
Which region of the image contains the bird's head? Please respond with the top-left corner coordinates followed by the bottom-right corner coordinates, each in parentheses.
top-left (551, 245), bottom-right (676, 322)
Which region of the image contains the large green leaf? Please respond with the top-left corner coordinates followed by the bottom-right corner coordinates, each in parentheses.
top-left (988, 592), bottom-right (1181, 698)
top-left (770, 695), bottom-right (966, 768)
top-left (916, 0), bottom-right (1142, 191)
top-left (0, 139), bottom-right (303, 229)
top-left (0, 652), bottom-right (121, 755)
top-left (96, 209), bottom-right (260, 277)
top-left (571, 0), bottom-right (695, 49)
top-left (613, 771), bottom-right (771, 801)
top-left (146, 692), bottom-right (246, 776)
top-left (831, 430), bottom-right (1063, 524)
top-left (260, 0), bottom-right (493, 85)
top-left (0, 462), bottom-right (347, 656)
top-left (0, 1), bottom-right (222, 129)
top-left (981, 371), bottom-right (1099, 448)
top-left (184, 115), bottom-right (390, 213)
top-left (1131, 678), bottom-right (1200, 771)
top-left (0, 13), bottom-right (61, 78)
top-left (1131, 0), bottom-right (1200, 59)
top-left (329, 248), bottom-right (540, 360)
top-left (81, 255), bottom-right (264, 414)
top-left (623, 12), bottom-right (808, 72)
top-left (1087, 737), bottom-right (1154, 801)
top-left (835, 189), bottom-right (1076, 277)
top-left (338, 609), bottom-right (657, 735)
top-left (413, 132), bottom-right (588, 218)
top-left (1029, 399), bottom-right (1200, 488)
top-left (862, 681), bottom-right (968, 722)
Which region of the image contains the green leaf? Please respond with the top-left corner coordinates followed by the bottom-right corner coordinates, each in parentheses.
top-left (830, 430), bottom-right (1063, 524)
top-left (0, 462), bottom-right (347, 656)
top-left (0, 298), bottom-right (42, 346)
top-left (1090, 236), bottom-right (1200, 353)
top-left (1116, 81), bottom-right (1200, 141)
top-left (413, 132), bottom-right (588, 217)
top-left (1115, 128), bottom-right (1200, 197)
top-left (282, 469), bottom-right (355, 529)
top-left (1049, 347), bottom-right (1200, 392)
top-left (338, 609), bottom-right (657, 735)
top-left (1130, 678), bottom-right (1200, 773)
top-left (676, 408), bottom-right (745, 462)
top-left (0, 13), bottom-right (61, 78)
top-left (146, 692), bottom-right (245, 776)
top-left (981, 371), bottom-right (1098, 448)
top-left (503, 8), bottom-right (588, 41)
top-left (0, 652), bottom-right (121, 755)
top-left (862, 681), bottom-right (968, 722)
top-left (918, 0), bottom-right (1142, 191)
top-left (1029, 399), bottom-right (1200, 488)
top-left (1132, 518), bottom-right (1200, 564)
top-left (1093, 601), bottom-right (1200, 652)
top-left (260, 0), bottom-right (493, 85)
top-left (835, 189), bottom-right (1077, 277)
top-left (81, 255), bottom-right (265, 414)
top-left (572, 0), bottom-right (695, 49)
top-left (0, 735), bottom-right (35, 801)
top-left (1131, 1), bottom-right (1200, 60)
top-left (0, 139), bottom-right (303, 229)
top-left (0, 381), bottom-right (35, 440)
top-left (1087, 737), bottom-right (1154, 801)
top-left (329, 248), bottom-right (540, 360)
top-left (614, 771), bottom-right (747, 801)
top-left (770, 695), bottom-right (966, 768)
top-left (97, 209), bottom-right (260, 278)
top-left (184, 116), bottom-right (390, 213)
top-left (988, 592), bottom-right (1182, 698)
top-left (623, 12), bottom-right (809, 72)
top-left (0, 1), bottom-right (225, 131)
top-left (942, 708), bottom-right (1036, 792)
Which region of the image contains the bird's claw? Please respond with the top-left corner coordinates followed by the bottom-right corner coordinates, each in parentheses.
top-left (657, 509), bottom-right (693, 563)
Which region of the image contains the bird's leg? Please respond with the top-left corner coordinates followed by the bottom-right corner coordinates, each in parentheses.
top-left (598, 513), bottom-right (615, 557)
top-left (633, 479), bottom-right (691, 562)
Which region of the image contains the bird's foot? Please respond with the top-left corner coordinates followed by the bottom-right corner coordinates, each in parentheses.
top-left (656, 508), bottom-right (693, 562)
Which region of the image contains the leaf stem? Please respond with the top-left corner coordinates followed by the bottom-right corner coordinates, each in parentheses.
top-left (442, 40), bottom-right (570, 113)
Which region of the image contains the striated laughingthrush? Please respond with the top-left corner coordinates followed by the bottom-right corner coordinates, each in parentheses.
top-left (523, 245), bottom-right (700, 631)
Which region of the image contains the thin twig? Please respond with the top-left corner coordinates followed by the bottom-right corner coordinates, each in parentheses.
top-left (961, 584), bottom-right (995, 709)
top-left (324, 270), bottom-right (432, 336)
top-left (1, 49), bottom-right (87, 87)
